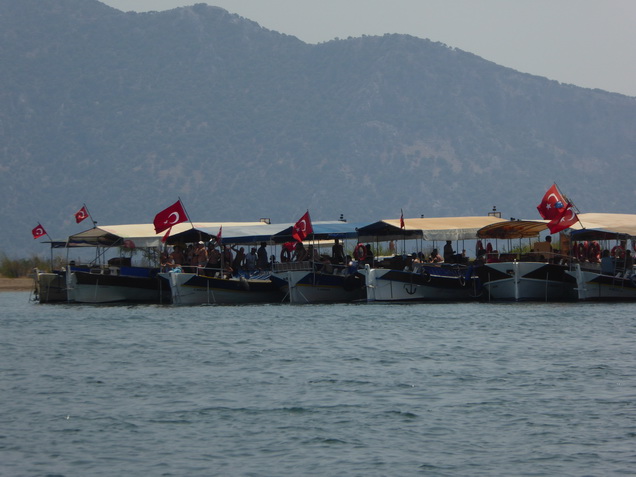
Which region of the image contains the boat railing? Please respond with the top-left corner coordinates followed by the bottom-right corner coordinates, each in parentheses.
top-left (272, 261), bottom-right (313, 272)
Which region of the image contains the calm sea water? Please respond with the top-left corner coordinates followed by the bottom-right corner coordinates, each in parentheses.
top-left (1, 292), bottom-right (635, 477)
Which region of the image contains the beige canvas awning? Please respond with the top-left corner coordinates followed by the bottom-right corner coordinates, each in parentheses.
top-left (357, 216), bottom-right (509, 242)
top-left (67, 222), bottom-right (266, 248)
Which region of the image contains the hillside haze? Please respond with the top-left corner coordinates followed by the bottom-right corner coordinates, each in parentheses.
top-left (2, 0), bottom-right (635, 256)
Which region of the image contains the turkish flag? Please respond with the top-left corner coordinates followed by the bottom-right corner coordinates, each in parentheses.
top-left (153, 200), bottom-right (188, 234)
top-left (400, 209), bottom-right (405, 229)
top-left (537, 184), bottom-right (567, 220)
top-left (547, 202), bottom-right (578, 234)
top-left (32, 224), bottom-right (46, 239)
top-left (292, 211), bottom-right (313, 242)
top-left (75, 205), bottom-right (89, 223)
top-left (216, 225), bottom-right (222, 244)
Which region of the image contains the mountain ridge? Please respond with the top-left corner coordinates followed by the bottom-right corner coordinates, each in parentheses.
top-left (1, 0), bottom-right (635, 256)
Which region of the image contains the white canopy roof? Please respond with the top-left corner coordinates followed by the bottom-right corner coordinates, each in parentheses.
top-left (357, 216), bottom-right (509, 242)
top-left (67, 222), bottom-right (266, 248)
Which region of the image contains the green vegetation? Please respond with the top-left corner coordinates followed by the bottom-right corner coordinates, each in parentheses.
top-left (0, 253), bottom-right (62, 278)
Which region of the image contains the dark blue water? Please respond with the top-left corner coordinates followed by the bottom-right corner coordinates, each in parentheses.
top-left (2, 292), bottom-right (635, 476)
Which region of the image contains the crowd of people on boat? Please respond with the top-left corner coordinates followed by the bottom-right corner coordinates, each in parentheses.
top-left (160, 240), bottom-right (270, 277)
top-left (157, 233), bottom-right (635, 281)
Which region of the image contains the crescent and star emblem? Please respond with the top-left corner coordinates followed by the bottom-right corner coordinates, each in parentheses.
top-left (560, 209), bottom-right (575, 222)
top-left (546, 193), bottom-right (563, 209)
top-left (165, 211), bottom-right (180, 225)
top-left (35, 227), bottom-right (43, 235)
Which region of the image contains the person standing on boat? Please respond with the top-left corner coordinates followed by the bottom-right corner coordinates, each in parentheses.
top-left (443, 241), bottom-right (454, 263)
top-left (207, 245), bottom-right (221, 270)
top-left (194, 241), bottom-right (208, 269)
top-left (232, 246), bottom-right (246, 275)
top-left (332, 238), bottom-right (345, 264)
top-left (245, 247), bottom-right (258, 274)
top-left (170, 245), bottom-right (185, 266)
top-left (600, 249), bottom-right (614, 275)
top-left (257, 242), bottom-right (269, 270)
top-left (293, 242), bottom-right (308, 262)
top-left (364, 244), bottom-right (374, 266)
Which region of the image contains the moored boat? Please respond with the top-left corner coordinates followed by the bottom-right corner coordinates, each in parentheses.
top-left (162, 269), bottom-right (282, 305)
top-left (269, 221), bottom-right (367, 304)
top-left (476, 220), bottom-right (577, 301)
top-left (33, 269), bottom-right (68, 303)
top-left (564, 213), bottom-right (636, 301)
top-left (357, 216), bottom-right (507, 302)
top-left (68, 263), bottom-right (170, 304)
top-left (270, 261), bottom-right (365, 304)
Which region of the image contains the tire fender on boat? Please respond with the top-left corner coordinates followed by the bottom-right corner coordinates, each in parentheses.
top-left (611, 245), bottom-right (625, 259)
top-left (355, 244), bottom-right (367, 261)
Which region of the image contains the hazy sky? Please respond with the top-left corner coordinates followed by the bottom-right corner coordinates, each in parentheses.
top-left (101, 0), bottom-right (636, 97)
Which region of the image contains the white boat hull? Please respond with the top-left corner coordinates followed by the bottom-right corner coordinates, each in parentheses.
top-left (479, 261), bottom-right (576, 301)
top-left (271, 270), bottom-right (365, 304)
top-left (361, 265), bottom-right (480, 302)
top-left (162, 272), bottom-right (282, 305)
top-left (67, 269), bottom-right (168, 304)
top-left (568, 264), bottom-right (636, 301)
top-left (33, 270), bottom-right (68, 303)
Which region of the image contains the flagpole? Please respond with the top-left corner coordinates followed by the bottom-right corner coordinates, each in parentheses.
top-left (83, 203), bottom-right (97, 228)
top-left (400, 209), bottom-right (406, 255)
top-left (177, 196), bottom-right (197, 231)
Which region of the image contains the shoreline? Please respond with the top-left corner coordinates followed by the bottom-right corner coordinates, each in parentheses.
top-left (0, 277), bottom-right (34, 292)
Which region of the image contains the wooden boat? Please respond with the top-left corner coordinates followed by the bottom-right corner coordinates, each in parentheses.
top-left (357, 216), bottom-right (507, 302)
top-left (33, 269), bottom-right (68, 303)
top-left (475, 220), bottom-right (577, 301)
top-left (161, 269), bottom-right (282, 305)
top-left (68, 263), bottom-right (170, 304)
top-left (269, 221), bottom-right (367, 303)
top-left (160, 222), bottom-right (290, 305)
top-left (565, 213), bottom-right (636, 301)
top-left (64, 222), bottom-right (264, 304)
top-left (270, 261), bottom-right (365, 304)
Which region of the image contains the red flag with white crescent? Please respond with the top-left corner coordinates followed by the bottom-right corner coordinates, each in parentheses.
top-left (153, 200), bottom-right (188, 234)
top-left (537, 184), bottom-right (567, 220)
top-left (547, 202), bottom-right (578, 234)
top-left (32, 224), bottom-right (47, 239)
top-left (292, 211), bottom-right (313, 242)
top-left (75, 205), bottom-right (89, 224)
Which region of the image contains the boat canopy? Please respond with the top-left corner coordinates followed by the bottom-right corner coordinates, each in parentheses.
top-left (67, 222), bottom-right (264, 248)
top-left (172, 223), bottom-right (293, 245)
top-left (271, 221), bottom-right (367, 243)
top-left (478, 213), bottom-right (636, 241)
top-left (569, 213), bottom-right (636, 241)
top-left (357, 216), bottom-right (509, 242)
top-left (477, 220), bottom-right (552, 239)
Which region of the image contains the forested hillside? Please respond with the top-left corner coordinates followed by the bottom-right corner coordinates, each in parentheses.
top-left (1, 0), bottom-right (635, 255)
